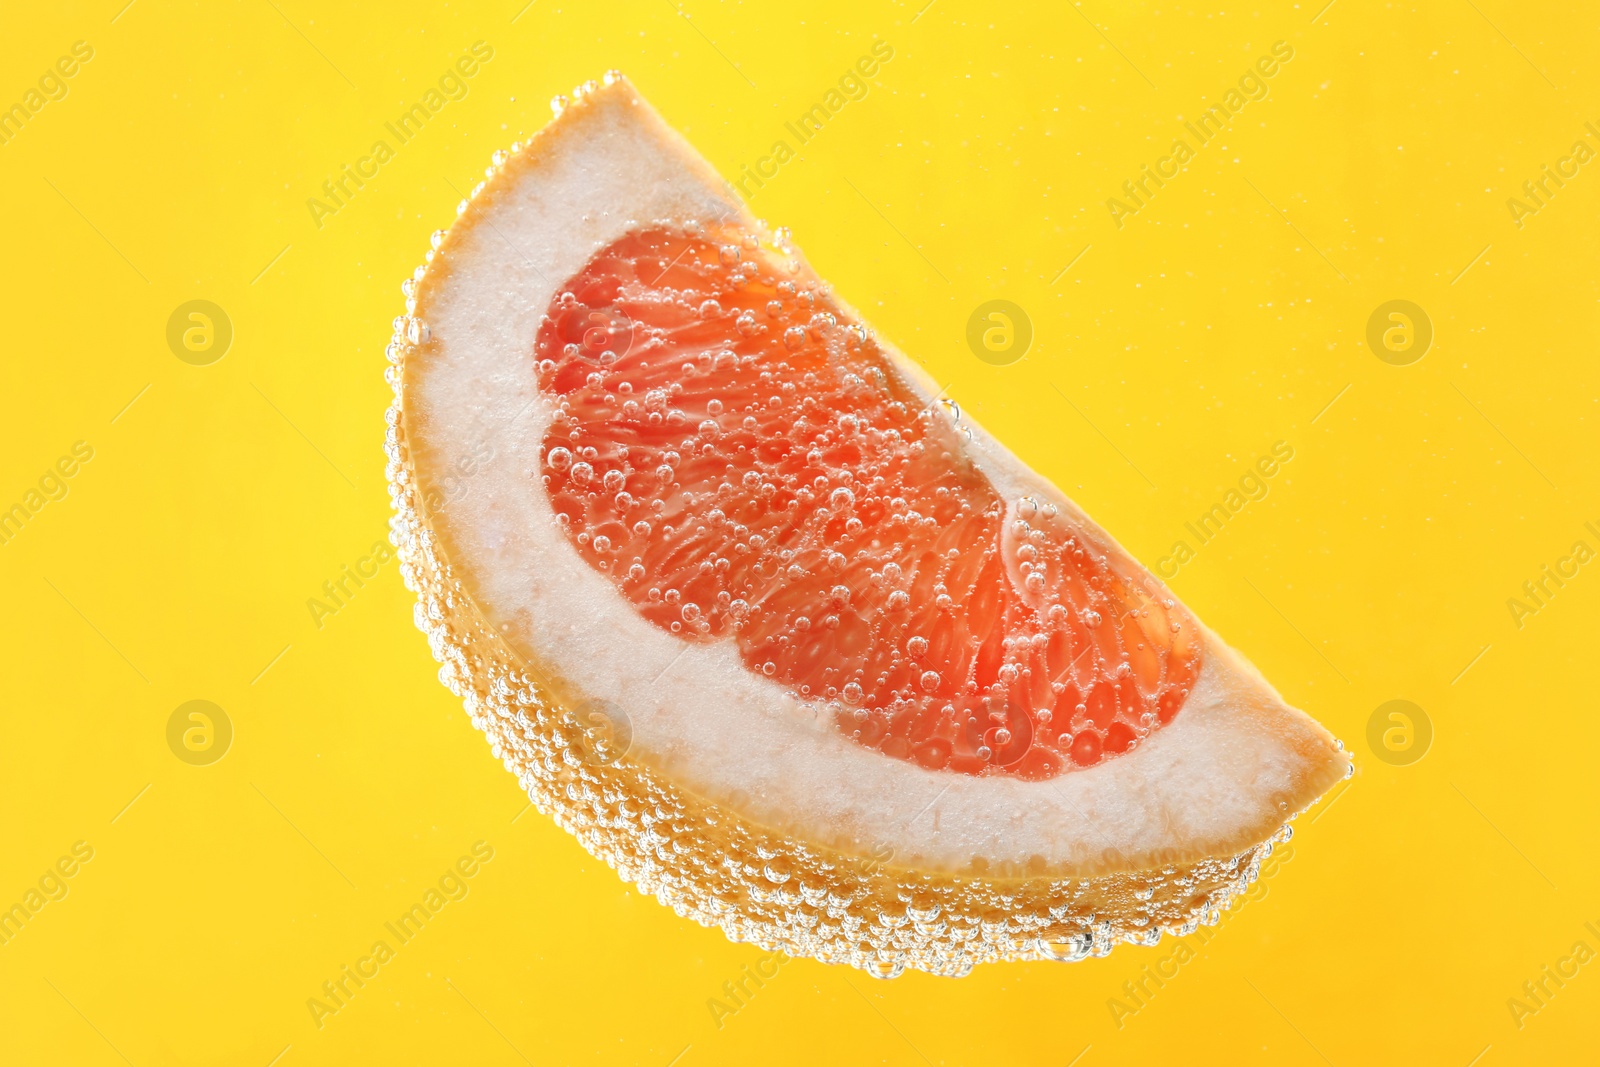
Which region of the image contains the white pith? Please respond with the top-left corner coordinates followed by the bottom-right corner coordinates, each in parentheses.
top-left (403, 79), bottom-right (1346, 878)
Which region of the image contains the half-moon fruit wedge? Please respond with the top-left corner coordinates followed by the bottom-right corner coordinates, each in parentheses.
top-left (384, 73), bottom-right (1349, 978)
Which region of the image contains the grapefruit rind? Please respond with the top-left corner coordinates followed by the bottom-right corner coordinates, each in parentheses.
top-left (383, 74), bottom-right (1349, 976)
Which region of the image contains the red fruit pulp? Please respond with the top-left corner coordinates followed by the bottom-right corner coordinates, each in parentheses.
top-left (534, 225), bottom-right (1200, 780)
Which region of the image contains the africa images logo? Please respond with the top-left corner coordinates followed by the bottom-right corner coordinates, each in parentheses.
top-left (0, 40), bottom-right (94, 148)
top-left (306, 42), bottom-right (495, 229)
top-left (729, 40), bottom-right (894, 201)
top-left (1105, 42), bottom-right (1295, 229)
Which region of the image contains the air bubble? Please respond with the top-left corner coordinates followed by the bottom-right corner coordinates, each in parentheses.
top-left (864, 958), bottom-right (905, 980)
top-left (1040, 933), bottom-right (1092, 962)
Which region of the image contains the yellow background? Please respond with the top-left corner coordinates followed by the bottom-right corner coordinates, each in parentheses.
top-left (2, 1), bottom-right (1596, 1063)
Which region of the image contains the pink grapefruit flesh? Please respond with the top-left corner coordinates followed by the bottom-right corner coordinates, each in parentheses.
top-left (537, 226), bottom-right (1201, 779)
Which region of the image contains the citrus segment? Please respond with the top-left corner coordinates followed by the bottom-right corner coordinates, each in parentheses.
top-left (388, 73), bottom-right (1351, 976)
top-left (536, 226), bottom-right (1201, 779)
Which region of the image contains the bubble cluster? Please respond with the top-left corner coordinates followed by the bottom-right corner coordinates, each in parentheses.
top-left (534, 224), bottom-right (1202, 779)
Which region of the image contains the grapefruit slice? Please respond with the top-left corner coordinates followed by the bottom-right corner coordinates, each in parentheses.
top-left (385, 73), bottom-right (1348, 977)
